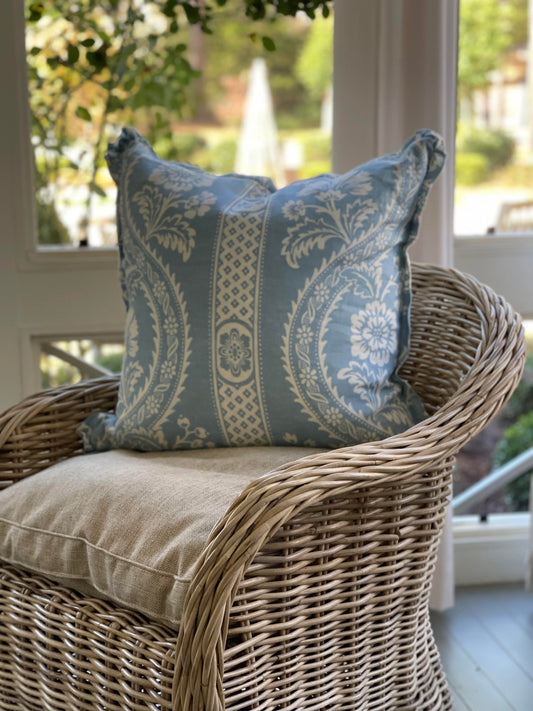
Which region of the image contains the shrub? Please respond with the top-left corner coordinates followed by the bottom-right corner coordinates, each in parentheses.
top-left (36, 199), bottom-right (72, 245)
top-left (299, 160), bottom-right (331, 180)
top-left (493, 410), bottom-right (533, 511)
top-left (462, 128), bottom-right (515, 171)
top-left (96, 352), bottom-right (124, 373)
top-left (455, 151), bottom-right (490, 186)
top-left (300, 134), bottom-right (331, 162)
top-left (196, 139), bottom-right (238, 175)
top-left (502, 355), bottom-right (533, 421)
top-left (153, 134), bottom-right (207, 163)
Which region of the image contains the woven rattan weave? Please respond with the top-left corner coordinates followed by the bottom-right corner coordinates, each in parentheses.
top-left (0, 264), bottom-right (525, 710)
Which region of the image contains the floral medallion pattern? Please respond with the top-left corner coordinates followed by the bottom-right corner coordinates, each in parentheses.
top-left (211, 185), bottom-right (273, 445)
top-left (349, 301), bottom-right (396, 366)
top-left (80, 128), bottom-right (445, 452)
top-left (217, 327), bottom-right (252, 380)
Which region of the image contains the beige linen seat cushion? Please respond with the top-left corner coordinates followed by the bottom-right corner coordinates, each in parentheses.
top-left (0, 446), bottom-right (323, 629)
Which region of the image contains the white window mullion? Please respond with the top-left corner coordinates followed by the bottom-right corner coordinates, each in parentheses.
top-left (333, 0), bottom-right (459, 609)
top-left (333, 0), bottom-right (459, 267)
top-left (0, 0), bottom-right (33, 410)
top-left (332, 1), bottom-right (381, 170)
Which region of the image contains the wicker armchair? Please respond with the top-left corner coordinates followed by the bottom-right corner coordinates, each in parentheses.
top-left (0, 263), bottom-right (525, 711)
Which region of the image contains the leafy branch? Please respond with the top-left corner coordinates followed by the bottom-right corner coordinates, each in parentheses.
top-left (26, 0), bottom-right (333, 245)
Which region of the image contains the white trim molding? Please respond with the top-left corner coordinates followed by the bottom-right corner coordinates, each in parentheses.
top-left (333, 0), bottom-right (459, 267)
top-left (454, 235), bottom-right (533, 318)
top-left (454, 514), bottom-right (531, 586)
top-left (20, 247), bottom-right (119, 273)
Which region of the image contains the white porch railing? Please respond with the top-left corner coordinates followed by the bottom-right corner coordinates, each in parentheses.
top-left (40, 342), bottom-right (112, 380)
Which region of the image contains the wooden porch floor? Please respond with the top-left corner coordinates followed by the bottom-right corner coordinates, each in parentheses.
top-left (431, 584), bottom-right (533, 711)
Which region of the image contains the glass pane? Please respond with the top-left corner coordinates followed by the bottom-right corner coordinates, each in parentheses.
top-left (26, 2), bottom-right (332, 248)
top-left (40, 339), bottom-right (124, 389)
top-left (455, 0), bottom-right (533, 236)
top-left (454, 319), bottom-right (533, 514)
top-left (454, 1), bottom-right (533, 516)
top-left (186, 4), bottom-right (333, 184)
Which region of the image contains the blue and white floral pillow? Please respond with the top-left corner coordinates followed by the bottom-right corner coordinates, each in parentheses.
top-left (80, 128), bottom-right (445, 451)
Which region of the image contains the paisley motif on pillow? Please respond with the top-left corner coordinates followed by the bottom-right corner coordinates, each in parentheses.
top-left (80, 128), bottom-right (445, 451)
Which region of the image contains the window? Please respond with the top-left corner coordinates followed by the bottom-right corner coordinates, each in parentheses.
top-left (40, 338), bottom-right (124, 389)
top-left (455, 0), bottom-right (532, 237)
top-left (454, 0), bottom-right (533, 516)
top-left (0, 0), bottom-right (333, 406)
top-left (25, 1), bottom-right (332, 249)
top-left (453, 2), bottom-right (533, 320)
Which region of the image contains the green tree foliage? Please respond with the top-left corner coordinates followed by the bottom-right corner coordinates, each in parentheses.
top-left (494, 355), bottom-right (533, 511)
top-left (27, 0), bottom-right (198, 242)
top-left (507, 0), bottom-right (529, 46)
top-left (456, 0), bottom-right (526, 186)
top-left (455, 126), bottom-right (516, 185)
top-left (27, 0), bottom-right (333, 243)
top-left (503, 355), bottom-right (533, 422)
top-left (493, 410), bottom-right (533, 511)
top-left (237, 0), bottom-right (331, 21)
top-left (458, 0), bottom-right (526, 101)
top-left (295, 13), bottom-right (332, 100)
top-left (36, 200), bottom-right (72, 245)
top-left (199, 1), bottom-right (314, 126)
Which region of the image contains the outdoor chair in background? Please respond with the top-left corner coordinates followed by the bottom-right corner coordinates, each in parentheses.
top-left (495, 199), bottom-right (533, 233)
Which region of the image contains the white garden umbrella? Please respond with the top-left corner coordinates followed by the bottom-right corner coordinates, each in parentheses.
top-left (235, 58), bottom-right (284, 185)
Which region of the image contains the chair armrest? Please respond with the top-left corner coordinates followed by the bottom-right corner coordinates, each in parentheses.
top-left (175, 444), bottom-right (456, 710)
top-left (174, 275), bottom-right (525, 710)
top-left (0, 376), bottom-right (119, 489)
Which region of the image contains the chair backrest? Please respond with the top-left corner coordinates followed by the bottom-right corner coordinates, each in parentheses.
top-left (401, 262), bottom-right (524, 439)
